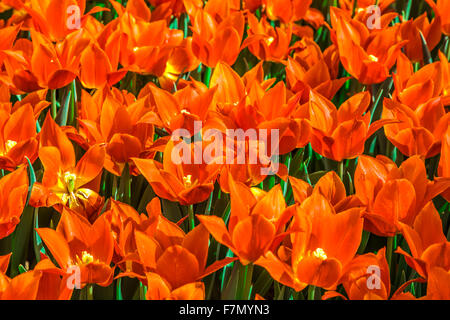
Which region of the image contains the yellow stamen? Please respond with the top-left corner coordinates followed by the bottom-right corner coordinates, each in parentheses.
top-left (368, 54), bottom-right (378, 62)
top-left (81, 251), bottom-right (94, 264)
top-left (265, 36), bottom-right (275, 46)
top-left (183, 175), bottom-right (192, 188)
top-left (312, 248), bottom-right (327, 260)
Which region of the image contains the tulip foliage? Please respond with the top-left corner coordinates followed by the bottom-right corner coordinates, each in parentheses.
top-left (0, 0), bottom-right (449, 301)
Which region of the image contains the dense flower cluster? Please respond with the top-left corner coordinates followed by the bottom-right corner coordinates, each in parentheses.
top-left (0, 0), bottom-right (448, 300)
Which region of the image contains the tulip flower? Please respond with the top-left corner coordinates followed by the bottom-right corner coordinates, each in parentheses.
top-left (0, 166), bottom-right (28, 239)
top-left (398, 0), bottom-right (441, 62)
top-left (256, 192), bottom-right (364, 291)
top-left (133, 222), bottom-right (236, 289)
top-left (79, 41), bottom-right (128, 90)
top-left (242, 13), bottom-right (292, 62)
top-left (424, 267), bottom-right (450, 300)
top-left (103, 198), bottom-right (167, 275)
top-left (30, 114), bottom-right (105, 222)
top-left (263, 0), bottom-right (322, 25)
top-left (324, 247), bottom-right (419, 300)
top-left (382, 97), bottom-right (449, 158)
top-left (187, 5), bottom-right (245, 67)
top-left (0, 24), bottom-right (21, 69)
top-left (33, 256), bottom-right (74, 300)
top-left (0, 253), bottom-right (11, 273)
top-left (286, 39), bottom-right (348, 104)
top-left (438, 127), bottom-right (450, 201)
top-left (3, 29), bottom-right (90, 92)
top-left (24, 0), bottom-right (108, 42)
top-left (355, 155), bottom-right (450, 236)
top-left (330, 7), bottom-right (406, 84)
top-left (436, 0), bottom-right (450, 35)
top-left (198, 177), bottom-right (295, 265)
top-left (392, 52), bottom-right (446, 110)
top-left (396, 202), bottom-right (450, 279)
top-left (0, 269), bottom-right (41, 300)
top-left (36, 208), bottom-right (115, 287)
top-left (70, 88), bottom-right (155, 176)
top-left (133, 139), bottom-right (220, 205)
top-left (290, 171), bottom-right (363, 213)
top-left (0, 104), bottom-right (38, 170)
top-left (145, 273), bottom-right (205, 300)
top-left (306, 90), bottom-right (391, 161)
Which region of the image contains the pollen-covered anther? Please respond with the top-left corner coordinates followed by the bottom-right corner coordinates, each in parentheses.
top-left (1, 140), bottom-right (17, 155)
top-left (312, 248), bottom-right (327, 260)
top-left (81, 251), bottom-right (94, 264)
top-left (265, 36), bottom-right (275, 46)
top-left (368, 54), bottom-right (379, 62)
top-left (183, 174), bottom-right (192, 188)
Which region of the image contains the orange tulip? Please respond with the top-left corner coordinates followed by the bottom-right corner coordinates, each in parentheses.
top-left (256, 192), bottom-right (364, 291)
top-left (0, 24), bottom-right (21, 70)
top-left (3, 29), bottom-right (90, 92)
top-left (187, 3), bottom-right (245, 67)
top-left (106, 6), bottom-right (188, 78)
top-left (30, 114), bottom-right (105, 222)
top-left (330, 7), bottom-right (406, 84)
top-left (210, 62), bottom-right (309, 154)
top-left (286, 39), bottom-right (348, 104)
top-left (323, 246), bottom-right (417, 300)
top-left (436, 0), bottom-right (450, 35)
top-left (242, 13), bottom-right (292, 62)
top-left (423, 267), bottom-right (450, 300)
top-left (133, 139), bottom-right (220, 205)
top-left (198, 177), bottom-right (294, 265)
top-left (263, 0), bottom-right (320, 25)
top-left (70, 88), bottom-right (155, 176)
top-left (79, 41), bottom-right (128, 90)
top-left (438, 127), bottom-right (450, 201)
top-left (0, 269), bottom-right (41, 300)
top-left (0, 254), bottom-right (11, 273)
top-left (131, 218), bottom-right (236, 289)
top-left (33, 256), bottom-right (74, 300)
top-left (398, 2), bottom-right (441, 63)
top-left (145, 273), bottom-right (205, 300)
top-left (290, 171), bottom-right (363, 212)
top-left (305, 90), bottom-right (391, 161)
top-left (0, 166), bottom-right (28, 239)
top-left (145, 83), bottom-right (215, 135)
top-left (382, 97), bottom-right (449, 158)
top-left (0, 103), bottom-right (38, 170)
top-left (103, 197), bottom-right (178, 276)
top-left (396, 202), bottom-right (450, 279)
top-left (24, 0), bottom-right (107, 42)
top-left (36, 208), bottom-right (115, 287)
top-left (355, 155), bottom-right (450, 236)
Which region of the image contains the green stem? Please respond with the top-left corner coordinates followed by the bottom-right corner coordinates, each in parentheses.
top-left (81, 284), bottom-right (94, 300)
top-left (203, 66), bottom-right (212, 88)
top-left (112, 174), bottom-right (118, 200)
top-left (188, 204), bottom-right (195, 230)
top-left (69, 80), bottom-right (77, 127)
top-left (307, 285), bottom-right (316, 300)
top-left (386, 236), bottom-right (394, 269)
top-left (51, 89), bottom-right (57, 119)
top-left (236, 263), bottom-right (254, 300)
top-left (338, 161), bottom-right (344, 182)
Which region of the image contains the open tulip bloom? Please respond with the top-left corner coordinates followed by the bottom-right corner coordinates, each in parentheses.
top-left (0, 0), bottom-right (449, 303)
